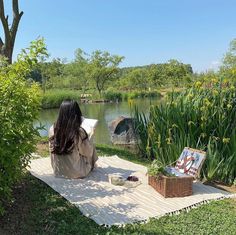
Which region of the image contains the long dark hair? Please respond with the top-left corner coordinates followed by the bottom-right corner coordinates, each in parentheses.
top-left (51, 99), bottom-right (87, 155)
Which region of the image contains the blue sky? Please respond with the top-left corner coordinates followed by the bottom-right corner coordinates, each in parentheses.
top-left (1, 0), bottom-right (236, 72)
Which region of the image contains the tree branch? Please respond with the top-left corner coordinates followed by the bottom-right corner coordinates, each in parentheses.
top-left (12, 0), bottom-right (19, 16)
top-left (0, 0), bottom-right (10, 44)
top-left (11, 0), bottom-right (23, 43)
top-left (0, 37), bottom-right (3, 51)
top-left (0, 0), bottom-right (5, 17)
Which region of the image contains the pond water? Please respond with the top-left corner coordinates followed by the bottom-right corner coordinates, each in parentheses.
top-left (36, 98), bottom-right (162, 145)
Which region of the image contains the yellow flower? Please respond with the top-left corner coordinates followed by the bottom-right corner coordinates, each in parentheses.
top-left (222, 138), bottom-right (230, 143)
top-left (211, 78), bottom-right (217, 84)
top-left (200, 106), bottom-right (205, 111)
top-left (187, 93), bottom-right (194, 100)
top-left (166, 137), bottom-right (171, 145)
top-left (212, 90), bottom-right (219, 96)
top-left (156, 134), bottom-right (161, 148)
top-left (203, 98), bottom-right (211, 107)
top-left (195, 81), bottom-right (202, 88)
top-left (128, 99), bottom-right (133, 107)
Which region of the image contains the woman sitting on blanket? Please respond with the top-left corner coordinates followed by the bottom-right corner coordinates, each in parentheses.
top-left (49, 99), bottom-right (98, 178)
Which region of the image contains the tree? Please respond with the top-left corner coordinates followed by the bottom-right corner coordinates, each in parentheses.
top-left (89, 50), bottom-right (124, 97)
top-left (124, 68), bottom-right (151, 91)
top-left (220, 38), bottom-right (236, 82)
top-left (165, 59), bottom-right (193, 86)
top-left (71, 48), bottom-right (91, 95)
top-left (147, 64), bottom-right (164, 88)
top-left (40, 58), bottom-right (64, 92)
top-left (0, 0), bottom-right (23, 63)
top-left (222, 39), bottom-right (236, 68)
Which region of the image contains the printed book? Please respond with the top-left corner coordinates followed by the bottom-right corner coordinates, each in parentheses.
top-left (81, 117), bottom-right (98, 136)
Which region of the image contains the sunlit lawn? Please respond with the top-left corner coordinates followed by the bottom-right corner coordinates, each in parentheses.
top-left (0, 144), bottom-right (235, 235)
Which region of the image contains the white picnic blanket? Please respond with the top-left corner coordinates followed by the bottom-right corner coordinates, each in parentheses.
top-left (28, 156), bottom-right (235, 226)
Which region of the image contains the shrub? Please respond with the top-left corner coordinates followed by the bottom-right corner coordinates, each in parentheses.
top-left (104, 91), bottom-right (122, 102)
top-left (104, 90), bottom-right (162, 102)
top-left (129, 91), bottom-right (161, 100)
top-left (134, 78), bottom-right (236, 184)
top-left (0, 39), bottom-right (47, 214)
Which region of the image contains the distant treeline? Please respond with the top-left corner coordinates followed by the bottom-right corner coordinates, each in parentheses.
top-left (28, 48), bottom-right (193, 97)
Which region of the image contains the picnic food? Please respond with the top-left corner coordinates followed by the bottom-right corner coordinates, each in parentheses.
top-left (127, 175), bottom-right (139, 181)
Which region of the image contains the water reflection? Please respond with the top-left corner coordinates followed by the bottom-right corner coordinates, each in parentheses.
top-left (36, 98), bottom-right (162, 145)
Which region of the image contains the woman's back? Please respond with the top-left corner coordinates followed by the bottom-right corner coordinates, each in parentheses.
top-left (48, 100), bottom-right (97, 179)
top-left (49, 125), bottom-right (97, 178)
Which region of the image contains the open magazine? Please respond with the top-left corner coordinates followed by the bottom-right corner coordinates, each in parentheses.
top-left (81, 117), bottom-right (98, 138)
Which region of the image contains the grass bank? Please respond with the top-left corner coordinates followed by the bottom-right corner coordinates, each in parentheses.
top-left (41, 89), bottom-right (164, 109)
top-left (104, 90), bottom-right (162, 102)
top-left (0, 142), bottom-right (235, 234)
top-left (41, 90), bottom-right (81, 109)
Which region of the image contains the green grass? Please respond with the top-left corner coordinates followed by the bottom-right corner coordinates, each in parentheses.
top-left (0, 143), bottom-right (235, 234)
top-left (34, 139), bottom-right (151, 166)
top-left (0, 173), bottom-right (235, 235)
top-left (96, 144), bottom-right (150, 166)
top-left (41, 89), bottom-right (81, 109)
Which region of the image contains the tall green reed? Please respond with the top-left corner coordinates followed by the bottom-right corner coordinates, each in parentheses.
top-left (134, 79), bottom-right (236, 184)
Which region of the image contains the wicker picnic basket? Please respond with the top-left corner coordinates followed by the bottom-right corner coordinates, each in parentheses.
top-left (148, 175), bottom-right (194, 198)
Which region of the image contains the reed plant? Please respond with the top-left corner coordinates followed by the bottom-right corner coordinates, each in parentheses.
top-left (134, 78), bottom-right (236, 184)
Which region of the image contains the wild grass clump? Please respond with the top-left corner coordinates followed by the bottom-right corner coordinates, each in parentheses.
top-left (41, 89), bottom-right (81, 109)
top-left (123, 91), bottom-right (161, 100)
top-left (104, 90), bottom-right (162, 102)
top-left (134, 78), bottom-right (236, 184)
top-left (104, 91), bottom-right (123, 101)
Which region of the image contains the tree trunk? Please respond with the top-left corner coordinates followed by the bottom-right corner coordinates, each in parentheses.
top-left (0, 0), bottom-right (23, 63)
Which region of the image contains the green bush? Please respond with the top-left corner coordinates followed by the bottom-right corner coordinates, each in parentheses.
top-left (104, 90), bottom-right (161, 102)
top-left (104, 91), bottom-right (122, 101)
top-left (126, 91), bottom-right (162, 100)
top-left (134, 78), bottom-right (236, 184)
top-left (41, 90), bottom-right (81, 109)
top-left (0, 39), bottom-right (47, 215)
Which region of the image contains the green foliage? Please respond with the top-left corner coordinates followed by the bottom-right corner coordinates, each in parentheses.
top-left (104, 89), bottom-right (162, 102)
top-left (89, 50), bottom-right (124, 97)
top-left (118, 60), bottom-right (193, 91)
top-left (0, 38), bottom-right (48, 214)
top-left (147, 160), bottom-right (166, 177)
top-left (217, 38), bottom-right (236, 94)
top-left (104, 90), bottom-right (123, 102)
top-left (29, 46), bottom-right (193, 96)
top-left (220, 38), bottom-right (236, 81)
top-left (134, 77), bottom-right (236, 184)
top-left (41, 89), bottom-right (81, 109)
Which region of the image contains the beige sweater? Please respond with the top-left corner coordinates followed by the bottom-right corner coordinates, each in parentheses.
top-left (49, 126), bottom-right (98, 179)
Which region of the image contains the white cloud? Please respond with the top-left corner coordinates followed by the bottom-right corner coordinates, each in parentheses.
top-left (208, 60), bottom-right (221, 71)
